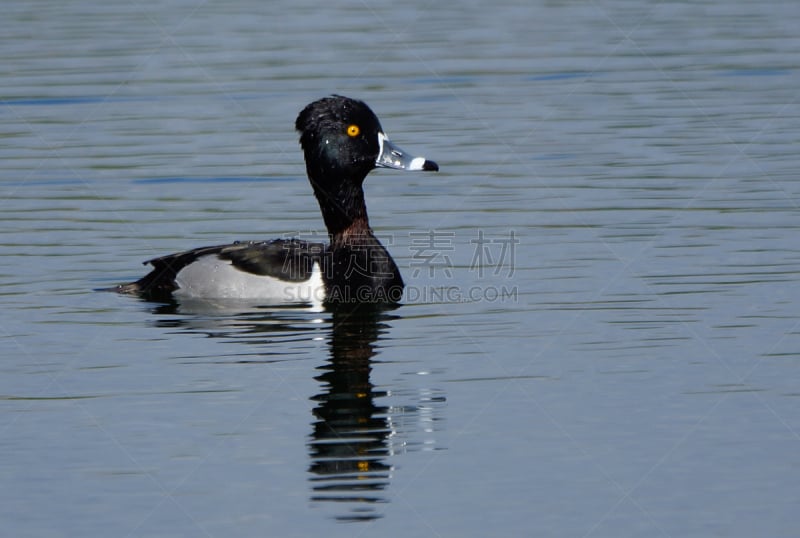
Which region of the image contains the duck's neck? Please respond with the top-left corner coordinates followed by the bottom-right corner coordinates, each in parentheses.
top-left (307, 168), bottom-right (404, 300)
top-left (309, 172), bottom-right (370, 237)
top-left (329, 215), bottom-right (373, 247)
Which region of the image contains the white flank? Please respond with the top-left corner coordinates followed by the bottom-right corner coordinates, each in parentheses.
top-left (174, 255), bottom-right (324, 307)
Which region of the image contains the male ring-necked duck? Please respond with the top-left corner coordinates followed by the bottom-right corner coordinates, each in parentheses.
top-left (115, 95), bottom-right (438, 304)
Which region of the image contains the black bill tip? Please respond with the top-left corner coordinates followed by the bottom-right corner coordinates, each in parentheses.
top-left (422, 159), bottom-right (439, 172)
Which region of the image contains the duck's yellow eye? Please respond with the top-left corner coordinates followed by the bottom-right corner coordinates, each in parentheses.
top-left (346, 124), bottom-right (360, 137)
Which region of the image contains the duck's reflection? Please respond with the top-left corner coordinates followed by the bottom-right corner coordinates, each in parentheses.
top-left (139, 298), bottom-right (442, 522)
top-left (308, 305), bottom-right (395, 521)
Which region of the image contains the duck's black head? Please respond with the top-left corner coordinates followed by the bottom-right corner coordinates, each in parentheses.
top-left (296, 95), bottom-right (438, 235)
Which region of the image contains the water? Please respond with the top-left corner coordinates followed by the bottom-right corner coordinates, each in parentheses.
top-left (2, 0), bottom-right (800, 536)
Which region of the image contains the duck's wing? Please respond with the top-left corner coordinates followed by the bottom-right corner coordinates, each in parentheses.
top-left (115, 239), bottom-right (326, 299)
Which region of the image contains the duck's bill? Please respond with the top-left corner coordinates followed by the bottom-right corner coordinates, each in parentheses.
top-left (376, 132), bottom-right (439, 171)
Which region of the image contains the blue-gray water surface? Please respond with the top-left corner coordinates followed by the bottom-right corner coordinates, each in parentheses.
top-left (2, 1), bottom-right (799, 536)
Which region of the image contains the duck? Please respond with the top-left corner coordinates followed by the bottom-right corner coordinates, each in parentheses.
top-left (115, 95), bottom-right (439, 305)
